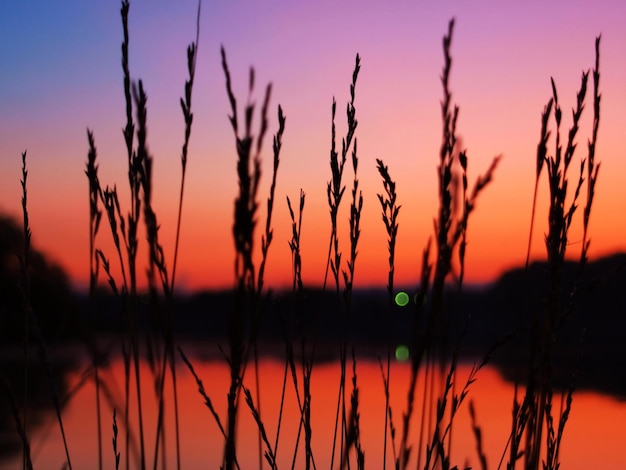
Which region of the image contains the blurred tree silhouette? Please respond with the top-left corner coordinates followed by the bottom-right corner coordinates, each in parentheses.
top-left (0, 215), bottom-right (78, 343)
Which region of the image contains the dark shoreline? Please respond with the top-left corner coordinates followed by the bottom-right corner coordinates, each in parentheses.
top-left (2, 253), bottom-right (626, 460)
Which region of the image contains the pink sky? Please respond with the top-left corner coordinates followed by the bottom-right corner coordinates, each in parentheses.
top-left (1, 0), bottom-right (625, 291)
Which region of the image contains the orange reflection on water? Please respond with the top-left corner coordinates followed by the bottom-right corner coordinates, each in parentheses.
top-left (5, 351), bottom-right (626, 469)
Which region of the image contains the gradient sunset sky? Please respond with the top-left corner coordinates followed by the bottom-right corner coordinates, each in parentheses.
top-left (1, 1), bottom-right (625, 292)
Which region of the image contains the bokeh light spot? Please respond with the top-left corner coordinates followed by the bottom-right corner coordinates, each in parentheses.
top-left (414, 292), bottom-right (427, 305)
top-left (395, 345), bottom-right (410, 361)
top-left (395, 291), bottom-right (410, 307)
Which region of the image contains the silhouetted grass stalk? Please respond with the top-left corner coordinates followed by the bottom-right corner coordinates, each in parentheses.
top-left (405, 19), bottom-right (461, 467)
top-left (132, 79), bottom-right (173, 469)
top-left (376, 158), bottom-right (400, 469)
top-left (252, 104), bottom-right (285, 470)
top-left (287, 191), bottom-right (305, 294)
top-left (287, 190), bottom-right (316, 468)
top-left (86, 130), bottom-right (105, 470)
top-left (341, 60), bottom-right (364, 469)
top-left (112, 409), bottom-right (121, 470)
top-left (512, 35), bottom-right (601, 470)
top-left (244, 386), bottom-right (279, 470)
top-left (329, 54), bottom-right (361, 470)
top-left (342, 349), bottom-right (365, 469)
top-left (395, 19), bottom-right (500, 469)
top-left (120, 3), bottom-right (146, 467)
top-left (221, 44), bottom-right (276, 469)
top-left (528, 72), bottom-right (585, 470)
top-left (19, 152), bottom-right (73, 469)
top-left (149, 5), bottom-right (201, 467)
top-left (20, 150), bottom-right (31, 470)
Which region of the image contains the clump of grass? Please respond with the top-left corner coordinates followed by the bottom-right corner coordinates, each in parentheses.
top-left (175, 44), bottom-right (285, 469)
top-left (6, 5), bottom-right (609, 469)
top-left (507, 34), bottom-right (602, 470)
top-left (236, 101), bottom-right (286, 469)
top-left (219, 43), bottom-right (288, 469)
top-left (396, 19), bottom-right (500, 470)
top-left (220, 48), bottom-right (267, 469)
top-left (83, 2), bottom-right (203, 469)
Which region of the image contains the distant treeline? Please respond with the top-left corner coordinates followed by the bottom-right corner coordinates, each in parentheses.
top-left (1, 209), bottom-right (625, 396)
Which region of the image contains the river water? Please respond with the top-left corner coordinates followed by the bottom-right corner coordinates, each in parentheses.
top-left (2, 348), bottom-right (625, 469)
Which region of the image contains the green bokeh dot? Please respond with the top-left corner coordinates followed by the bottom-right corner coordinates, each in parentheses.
top-left (395, 291), bottom-right (410, 307)
top-left (414, 292), bottom-right (427, 305)
top-left (395, 345), bottom-right (410, 361)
